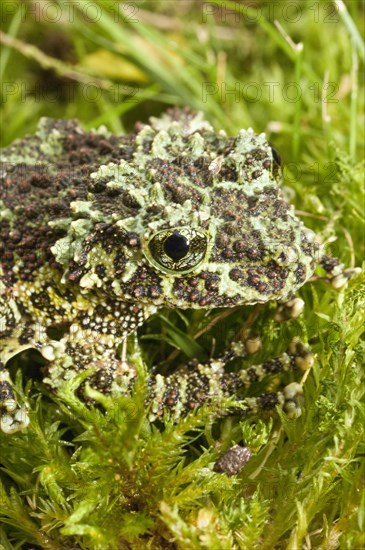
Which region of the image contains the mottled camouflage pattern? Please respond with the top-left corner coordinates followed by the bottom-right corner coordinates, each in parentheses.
top-left (0, 108), bottom-right (342, 433)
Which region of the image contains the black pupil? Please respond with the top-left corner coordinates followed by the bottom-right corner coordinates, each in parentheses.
top-left (164, 231), bottom-right (189, 261)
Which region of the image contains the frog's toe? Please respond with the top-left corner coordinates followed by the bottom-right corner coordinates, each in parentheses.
top-left (40, 340), bottom-right (66, 361)
top-left (1, 407), bottom-right (30, 434)
top-left (230, 334), bottom-right (262, 359)
top-left (274, 297), bottom-right (305, 322)
top-left (287, 338), bottom-right (314, 371)
top-left (0, 373), bottom-right (30, 433)
top-left (330, 267), bottom-right (362, 289)
top-left (282, 382), bottom-right (304, 418)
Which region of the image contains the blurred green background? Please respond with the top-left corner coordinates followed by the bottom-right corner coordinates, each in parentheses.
top-left (1, 1), bottom-right (363, 150)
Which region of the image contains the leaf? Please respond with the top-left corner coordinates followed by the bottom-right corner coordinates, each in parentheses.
top-left (159, 315), bottom-right (206, 359)
top-left (80, 49), bottom-right (149, 82)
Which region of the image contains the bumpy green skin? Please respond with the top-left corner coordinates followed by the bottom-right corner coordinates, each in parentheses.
top-left (0, 108), bottom-right (323, 433)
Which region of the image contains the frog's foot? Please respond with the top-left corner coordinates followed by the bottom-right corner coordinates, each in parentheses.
top-left (0, 335), bottom-right (61, 434)
top-left (274, 297), bottom-right (305, 322)
top-left (0, 369), bottom-right (29, 434)
top-left (220, 335), bottom-right (262, 364)
top-left (0, 286), bottom-right (53, 433)
top-left (44, 328), bottom-right (137, 397)
top-left (319, 255), bottom-right (361, 289)
top-left (147, 338), bottom-right (313, 421)
top-left (0, 278), bottom-right (59, 365)
top-left (232, 382), bottom-right (304, 419)
top-left (233, 329), bottom-right (263, 357)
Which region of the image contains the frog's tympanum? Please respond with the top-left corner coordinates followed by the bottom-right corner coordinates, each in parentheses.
top-left (0, 108), bottom-right (358, 433)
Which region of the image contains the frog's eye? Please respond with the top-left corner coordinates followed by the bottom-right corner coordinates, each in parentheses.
top-left (146, 228), bottom-right (208, 274)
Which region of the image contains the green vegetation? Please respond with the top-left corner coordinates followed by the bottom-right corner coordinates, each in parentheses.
top-left (0, 1), bottom-right (364, 548)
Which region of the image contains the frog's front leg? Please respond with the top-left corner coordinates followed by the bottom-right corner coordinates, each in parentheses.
top-left (1, 278), bottom-right (30, 432)
top-left (44, 302), bottom-right (149, 395)
top-left (274, 253), bottom-right (361, 323)
top-left (0, 280), bottom-right (62, 433)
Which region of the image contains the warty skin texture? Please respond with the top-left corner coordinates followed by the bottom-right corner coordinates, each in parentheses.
top-left (1, 108), bottom-right (357, 433)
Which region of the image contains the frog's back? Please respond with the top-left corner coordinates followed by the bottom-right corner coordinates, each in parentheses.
top-left (0, 118), bottom-right (136, 286)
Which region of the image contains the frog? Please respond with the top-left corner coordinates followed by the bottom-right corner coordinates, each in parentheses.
top-left (0, 107), bottom-right (359, 434)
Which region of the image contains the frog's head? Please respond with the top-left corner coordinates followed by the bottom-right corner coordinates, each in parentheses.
top-left (52, 110), bottom-right (318, 308)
